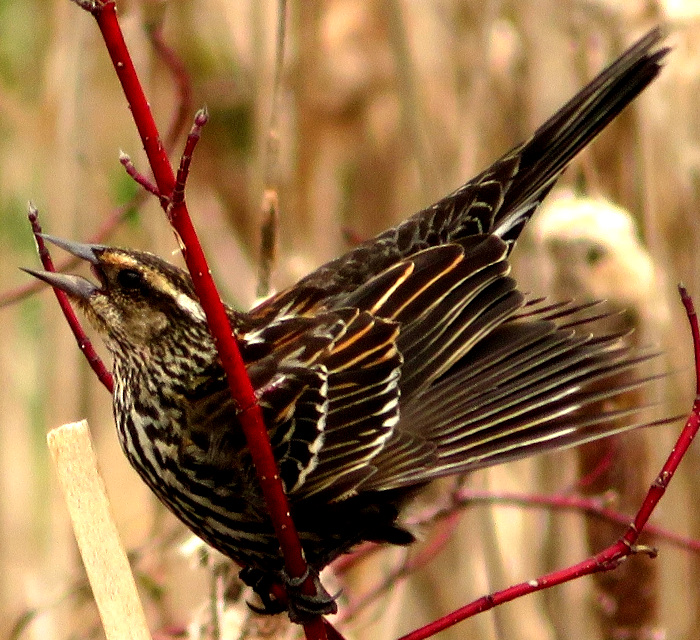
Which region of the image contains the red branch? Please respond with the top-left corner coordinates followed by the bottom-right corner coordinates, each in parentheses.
top-left (71, 1), bottom-right (326, 638)
top-left (119, 151), bottom-right (160, 196)
top-left (397, 285), bottom-right (700, 640)
top-left (27, 205), bottom-right (114, 392)
top-left (338, 513), bottom-right (462, 623)
top-left (4, 19), bottom-right (194, 310)
top-left (397, 484), bottom-right (700, 556)
top-left (147, 25), bottom-right (194, 151)
top-left (171, 108), bottom-right (208, 208)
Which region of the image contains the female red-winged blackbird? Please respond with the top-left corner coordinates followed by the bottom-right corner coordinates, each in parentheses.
top-left (26, 29), bottom-right (670, 621)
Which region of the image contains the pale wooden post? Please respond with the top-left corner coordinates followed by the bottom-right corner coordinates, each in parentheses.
top-left (47, 420), bottom-right (152, 640)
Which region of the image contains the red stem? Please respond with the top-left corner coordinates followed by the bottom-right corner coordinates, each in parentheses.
top-left (433, 488), bottom-right (700, 555)
top-left (119, 151), bottom-right (160, 197)
top-left (4, 28), bottom-right (195, 310)
top-left (77, 2), bottom-right (324, 637)
top-left (171, 108), bottom-right (208, 208)
top-left (339, 513), bottom-right (461, 623)
top-left (398, 286), bottom-right (700, 640)
top-left (28, 205), bottom-right (114, 392)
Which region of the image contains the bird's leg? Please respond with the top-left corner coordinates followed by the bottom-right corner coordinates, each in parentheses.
top-left (281, 565), bottom-right (339, 623)
top-left (240, 565), bottom-right (339, 623)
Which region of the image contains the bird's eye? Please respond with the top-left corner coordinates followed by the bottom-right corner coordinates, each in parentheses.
top-left (116, 268), bottom-right (143, 289)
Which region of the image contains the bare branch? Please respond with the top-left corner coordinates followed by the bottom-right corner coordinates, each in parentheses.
top-left (257, 0), bottom-right (288, 299)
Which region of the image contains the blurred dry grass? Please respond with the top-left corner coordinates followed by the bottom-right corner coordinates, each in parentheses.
top-left (2, 0), bottom-right (700, 638)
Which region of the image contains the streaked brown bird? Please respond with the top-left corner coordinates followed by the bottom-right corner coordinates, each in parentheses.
top-left (25, 29), bottom-right (670, 621)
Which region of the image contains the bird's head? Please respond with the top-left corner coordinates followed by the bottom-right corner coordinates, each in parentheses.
top-left (23, 235), bottom-right (210, 354)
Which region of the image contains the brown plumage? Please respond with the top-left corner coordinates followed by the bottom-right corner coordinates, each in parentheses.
top-left (25, 29), bottom-right (670, 621)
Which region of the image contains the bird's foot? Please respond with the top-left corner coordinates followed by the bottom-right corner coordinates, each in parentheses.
top-left (240, 566), bottom-right (338, 624)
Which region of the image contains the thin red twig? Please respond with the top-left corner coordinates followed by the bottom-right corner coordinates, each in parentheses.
top-left (339, 513), bottom-right (462, 623)
top-left (119, 151), bottom-right (160, 197)
top-left (5, 194), bottom-right (144, 308)
top-left (147, 25), bottom-right (194, 151)
top-left (27, 204), bottom-right (114, 392)
top-left (2, 15), bottom-right (195, 311)
top-left (429, 488), bottom-right (700, 555)
top-left (333, 476), bottom-right (700, 616)
top-left (171, 108), bottom-right (208, 209)
top-left (71, 2), bottom-right (326, 637)
top-left (397, 286), bottom-right (700, 640)
top-left (331, 542), bottom-right (382, 576)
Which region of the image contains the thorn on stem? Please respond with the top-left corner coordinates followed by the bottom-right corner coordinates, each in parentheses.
top-left (652, 470), bottom-right (671, 489)
top-left (25, 204), bottom-right (114, 392)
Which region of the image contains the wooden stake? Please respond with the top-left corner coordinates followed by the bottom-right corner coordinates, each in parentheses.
top-left (47, 420), bottom-right (151, 640)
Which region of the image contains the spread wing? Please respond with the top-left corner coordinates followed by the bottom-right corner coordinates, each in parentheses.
top-left (264, 235), bottom-right (664, 498)
top-left (184, 232), bottom-right (665, 503)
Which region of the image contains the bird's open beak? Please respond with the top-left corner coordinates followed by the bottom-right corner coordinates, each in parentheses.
top-left (21, 268), bottom-right (98, 300)
top-left (37, 234), bottom-right (103, 265)
top-left (21, 235), bottom-right (106, 301)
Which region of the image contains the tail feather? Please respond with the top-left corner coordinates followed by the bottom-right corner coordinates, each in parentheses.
top-left (253, 29), bottom-right (669, 320)
top-left (493, 28), bottom-right (668, 243)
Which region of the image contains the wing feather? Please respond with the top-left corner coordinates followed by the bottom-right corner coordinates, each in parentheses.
top-left (363, 308), bottom-right (663, 490)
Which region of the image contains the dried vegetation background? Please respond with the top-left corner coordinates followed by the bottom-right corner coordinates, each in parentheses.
top-left (2, 0), bottom-right (700, 639)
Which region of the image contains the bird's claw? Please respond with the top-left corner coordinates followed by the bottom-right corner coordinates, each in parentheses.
top-left (240, 566), bottom-right (339, 623)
